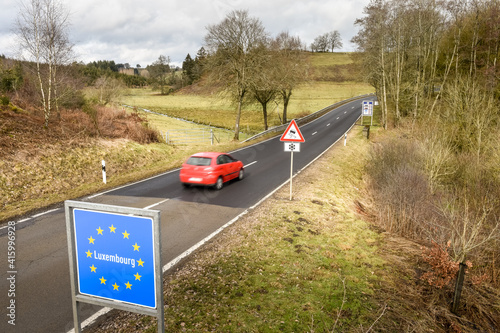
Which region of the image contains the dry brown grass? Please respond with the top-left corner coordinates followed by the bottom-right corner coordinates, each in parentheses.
top-left (0, 105), bottom-right (164, 221)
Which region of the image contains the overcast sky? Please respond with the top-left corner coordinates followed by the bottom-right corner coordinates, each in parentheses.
top-left (0, 0), bottom-right (370, 67)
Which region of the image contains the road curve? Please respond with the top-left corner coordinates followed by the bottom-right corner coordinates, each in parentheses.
top-left (0, 96), bottom-right (375, 332)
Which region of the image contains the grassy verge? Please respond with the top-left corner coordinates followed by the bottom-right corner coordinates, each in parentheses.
top-left (0, 137), bottom-right (244, 222)
top-left (89, 125), bottom-right (414, 332)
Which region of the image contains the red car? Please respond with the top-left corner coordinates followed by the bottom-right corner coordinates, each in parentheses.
top-left (180, 152), bottom-right (244, 190)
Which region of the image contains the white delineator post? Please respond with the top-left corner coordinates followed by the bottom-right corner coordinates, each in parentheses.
top-left (102, 160), bottom-right (106, 184)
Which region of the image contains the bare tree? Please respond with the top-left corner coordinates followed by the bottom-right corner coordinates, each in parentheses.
top-left (271, 31), bottom-right (308, 123)
top-left (327, 30), bottom-right (343, 52)
top-left (93, 76), bottom-right (125, 106)
top-left (311, 34), bottom-right (328, 52)
top-left (147, 55), bottom-right (171, 95)
top-left (251, 59), bottom-right (277, 131)
top-left (204, 10), bottom-right (269, 140)
top-left (352, 0), bottom-right (390, 129)
top-left (14, 0), bottom-right (73, 127)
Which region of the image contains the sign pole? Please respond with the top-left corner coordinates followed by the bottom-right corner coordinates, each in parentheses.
top-left (290, 151), bottom-right (293, 200)
top-left (280, 119), bottom-right (304, 201)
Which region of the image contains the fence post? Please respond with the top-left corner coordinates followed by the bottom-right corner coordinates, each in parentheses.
top-left (451, 262), bottom-right (467, 314)
top-left (210, 129), bottom-right (214, 145)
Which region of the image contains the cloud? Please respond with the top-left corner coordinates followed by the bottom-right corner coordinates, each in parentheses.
top-left (0, 0), bottom-right (369, 67)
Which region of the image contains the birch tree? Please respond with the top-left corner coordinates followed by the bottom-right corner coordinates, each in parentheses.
top-left (352, 0), bottom-right (390, 128)
top-left (15, 0), bottom-right (73, 127)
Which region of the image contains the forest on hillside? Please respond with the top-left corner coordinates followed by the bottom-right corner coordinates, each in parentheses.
top-left (353, 0), bottom-right (500, 328)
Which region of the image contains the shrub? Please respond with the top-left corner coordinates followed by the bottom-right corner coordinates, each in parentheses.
top-left (0, 95), bottom-right (9, 105)
top-left (421, 241), bottom-right (460, 289)
top-left (97, 107), bottom-right (161, 144)
top-left (366, 136), bottom-right (435, 238)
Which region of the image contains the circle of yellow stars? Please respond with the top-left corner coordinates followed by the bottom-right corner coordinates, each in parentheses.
top-left (84, 223), bottom-right (145, 292)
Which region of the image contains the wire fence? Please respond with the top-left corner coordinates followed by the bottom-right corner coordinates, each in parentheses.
top-left (159, 128), bottom-right (220, 145)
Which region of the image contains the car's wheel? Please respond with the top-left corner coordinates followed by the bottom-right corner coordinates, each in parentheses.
top-left (238, 168), bottom-right (244, 180)
top-left (214, 177), bottom-right (223, 190)
top-left (182, 183), bottom-right (190, 188)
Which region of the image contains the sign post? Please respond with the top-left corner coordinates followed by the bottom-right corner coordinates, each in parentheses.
top-left (280, 120), bottom-right (305, 200)
top-left (65, 201), bottom-right (164, 333)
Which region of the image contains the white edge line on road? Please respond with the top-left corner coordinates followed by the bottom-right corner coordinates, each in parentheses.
top-left (86, 168), bottom-right (181, 199)
top-left (0, 209), bottom-right (59, 232)
top-left (68, 114), bottom-right (362, 333)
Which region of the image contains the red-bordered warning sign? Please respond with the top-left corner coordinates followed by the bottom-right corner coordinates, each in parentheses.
top-left (280, 119), bottom-right (305, 142)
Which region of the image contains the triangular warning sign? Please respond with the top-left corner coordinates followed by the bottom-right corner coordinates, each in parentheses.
top-left (280, 119), bottom-right (305, 142)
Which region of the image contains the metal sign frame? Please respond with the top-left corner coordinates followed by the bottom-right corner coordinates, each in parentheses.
top-left (361, 100), bottom-right (374, 125)
top-left (65, 200), bottom-right (164, 333)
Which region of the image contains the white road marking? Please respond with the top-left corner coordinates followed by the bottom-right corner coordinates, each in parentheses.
top-left (327, 123), bottom-right (330, 127)
top-left (0, 209), bottom-right (59, 231)
top-left (244, 161), bottom-right (257, 168)
top-left (32, 208), bottom-right (59, 218)
top-left (143, 199), bottom-right (170, 210)
top-left (312, 131), bottom-right (317, 136)
top-left (337, 117), bottom-right (340, 119)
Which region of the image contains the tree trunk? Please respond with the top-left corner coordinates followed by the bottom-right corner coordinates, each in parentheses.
top-left (262, 103), bottom-right (268, 130)
top-left (234, 92), bottom-right (244, 140)
top-left (281, 89), bottom-right (292, 124)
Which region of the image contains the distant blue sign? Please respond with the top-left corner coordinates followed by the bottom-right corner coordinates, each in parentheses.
top-left (73, 209), bottom-right (156, 308)
top-left (363, 101), bottom-right (373, 116)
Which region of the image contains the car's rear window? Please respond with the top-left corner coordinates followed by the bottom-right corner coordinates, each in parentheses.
top-left (186, 157), bottom-right (212, 166)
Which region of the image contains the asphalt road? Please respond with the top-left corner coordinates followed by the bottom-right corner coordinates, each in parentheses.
top-left (0, 96), bottom-right (375, 332)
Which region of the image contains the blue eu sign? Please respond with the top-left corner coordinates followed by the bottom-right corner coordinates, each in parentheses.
top-left (73, 209), bottom-right (156, 308)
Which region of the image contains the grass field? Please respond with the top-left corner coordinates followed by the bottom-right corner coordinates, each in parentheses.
top-left (119, 52), bottom-right (373, 138)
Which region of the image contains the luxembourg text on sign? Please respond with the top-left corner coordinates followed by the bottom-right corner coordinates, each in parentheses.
top-left (73, 209), bottom-right (156, 308)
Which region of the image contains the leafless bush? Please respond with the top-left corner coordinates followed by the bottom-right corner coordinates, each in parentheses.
top-left (97, 107), bottom-right (160, 144)
top-left (367, 137), bottom-right (437, 239)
